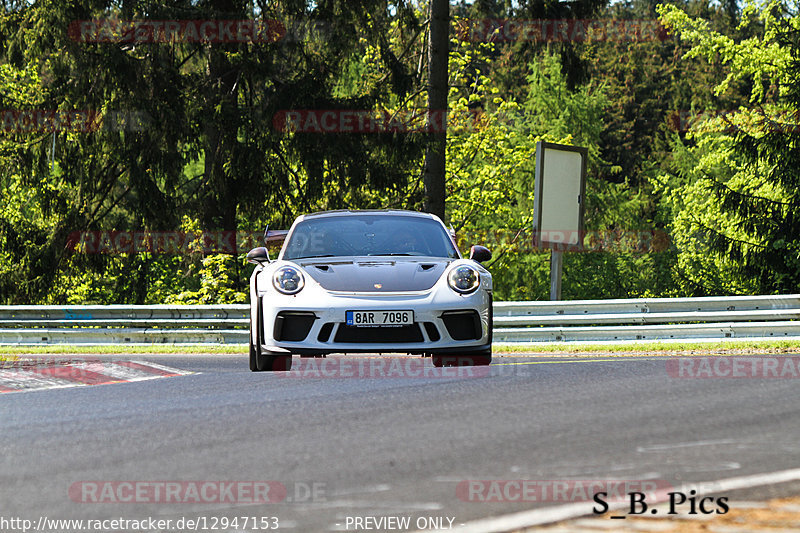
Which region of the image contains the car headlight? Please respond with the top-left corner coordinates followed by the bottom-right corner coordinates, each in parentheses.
top-left (273, 266), bottom-right (305, 294)
top-left (447, 265), bottom-right (480, 294)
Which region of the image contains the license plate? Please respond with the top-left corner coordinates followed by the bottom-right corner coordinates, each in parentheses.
top-left (346, 310), bottom-right (413, 327)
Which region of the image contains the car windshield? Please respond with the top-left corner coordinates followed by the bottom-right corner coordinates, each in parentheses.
top-left (282, 214), bottom-right (459, 260)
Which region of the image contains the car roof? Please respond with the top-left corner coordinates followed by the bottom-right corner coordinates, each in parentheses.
top-left (280, 209), bottom-right (460, 260)
top-left (298, 209), bottom-right (439, 221)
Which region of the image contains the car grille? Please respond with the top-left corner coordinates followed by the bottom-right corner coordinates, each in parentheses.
top-left (334, 324), bottom-right (424, 343)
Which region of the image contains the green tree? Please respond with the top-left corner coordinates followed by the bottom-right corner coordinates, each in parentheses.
top-left (658, 1), bottom-right (800, 294)
top-left (446, 37), bottom-right (674, 300)
top-left (0, 1), bottom-right (428, 304)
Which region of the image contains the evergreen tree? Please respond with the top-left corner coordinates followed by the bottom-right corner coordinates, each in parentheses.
top-left (658, 2), bottom-right (800, 293)
top-left (710, 22), bottom-right (800, 291)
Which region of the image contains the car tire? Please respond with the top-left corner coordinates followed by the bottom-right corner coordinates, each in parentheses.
top-left (249, 341), bottom-right (260, 372)
top-left (250, 302), bottom-right (293, 372)
top-left (252, 343), bottom-right (293, 372)
top-left (257, 350), bottom-right (293, 371)
top-left (432, 351), bottom-right (491, 367)
top-left (470, 349), bottom-right (492, 366)
top-left (250, 310), bottom-right (262, 372)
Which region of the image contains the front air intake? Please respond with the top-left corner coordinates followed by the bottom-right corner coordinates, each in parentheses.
top-left (274, 312), bottom-right (317, 342)
top-left (440, 310), bottom-right (482, 341)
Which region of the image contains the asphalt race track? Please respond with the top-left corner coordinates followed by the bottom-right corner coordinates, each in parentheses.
top-left (2, 353), bottom-right (800, 532)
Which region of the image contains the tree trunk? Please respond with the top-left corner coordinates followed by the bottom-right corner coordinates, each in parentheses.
top-left (202, 0), bottom-right (242, 232)
top-left (203, 46), bottom-right (239, 232)
top-left (423, 0), bottom-right (449, 221)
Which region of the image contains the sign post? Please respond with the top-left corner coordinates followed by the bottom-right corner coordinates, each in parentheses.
top-left (549, 249), bottom-right (563, 301)
top-left (533, 141), bottom-right (588, 301)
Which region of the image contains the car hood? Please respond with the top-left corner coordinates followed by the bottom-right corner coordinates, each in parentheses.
top-left (296, 258), bottom-right (452, 292)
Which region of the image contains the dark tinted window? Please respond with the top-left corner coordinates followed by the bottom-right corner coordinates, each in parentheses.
top-left (283, 215), bottom-right (459, 260)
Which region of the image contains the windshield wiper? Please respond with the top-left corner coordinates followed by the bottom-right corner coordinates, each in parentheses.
top-left (293, 254), bottom-right (340, 259)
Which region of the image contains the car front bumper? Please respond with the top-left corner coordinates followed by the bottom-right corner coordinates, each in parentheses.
top-left (257, 289), bottom-right (492, 355)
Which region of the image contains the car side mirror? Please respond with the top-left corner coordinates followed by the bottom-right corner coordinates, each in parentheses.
top-left (469, 245), bottom-right (492, 263)
top-left (247, 247), bottom-right (271, 265)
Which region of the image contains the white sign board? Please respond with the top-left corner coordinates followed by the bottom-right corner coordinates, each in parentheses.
top-left (533, 141), bottom-right (587, 250)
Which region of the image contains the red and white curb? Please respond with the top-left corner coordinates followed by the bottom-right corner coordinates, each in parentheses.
top-left (0, 359), bottom-right (192, 393)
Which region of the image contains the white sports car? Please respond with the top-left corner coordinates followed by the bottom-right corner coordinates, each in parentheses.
top-left (246, 209), bottom-right (493, 371)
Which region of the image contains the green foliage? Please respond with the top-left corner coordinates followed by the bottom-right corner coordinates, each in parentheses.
top-left (2, 0), bottom-right (795, 303)
top-left (658, 1), bottom-right (795, 102)
top-left (655, 133), bottom-right (762, 295)
top-left (0, 0), bottom-right (427, 304)
top-left (446, 36), bottom-right (675, 300)
top-left (166, 254), bottom-right (247, 304)
top-left (658, 1), bottom-right (800, 294)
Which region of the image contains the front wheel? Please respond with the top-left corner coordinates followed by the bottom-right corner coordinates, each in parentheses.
top-left (252, 344), bottom-right (293, 371)
top-left (250, 303), bottom-right (293, 372)
top-left (259, 350), bottom-right (293, 371)
top-left (249, 342), bottom-right (260, 371)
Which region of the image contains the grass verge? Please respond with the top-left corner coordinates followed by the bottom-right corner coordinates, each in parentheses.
top-left (0, 345), bottom-right (247, 356)
top-left (0, 339), bottom-right (799, 357)
top-left (494, 339), bottom-right (800, 355)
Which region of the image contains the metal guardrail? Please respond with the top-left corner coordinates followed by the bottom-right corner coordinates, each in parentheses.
top-left (0, 295), bottom-right (799, 345)
top-left (493, 295), bottom-right (800, 342)
top-left (0, 305), bottom-right (249, 345)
